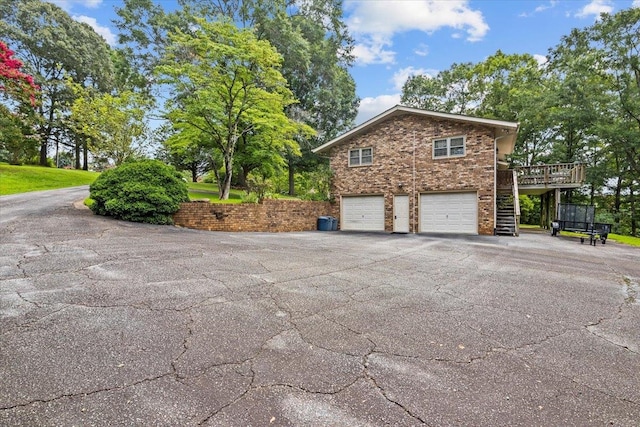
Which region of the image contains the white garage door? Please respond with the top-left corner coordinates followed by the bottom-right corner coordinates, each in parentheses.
top-left (342, 196), bottom-right (385, 231)
top-left (420, 192), bottom-right (477, 234)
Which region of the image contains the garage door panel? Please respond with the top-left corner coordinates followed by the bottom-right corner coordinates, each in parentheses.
top-left (342, 196), bottom-right (385, 231)
top-left (420, 192), bottom-right (477, 234)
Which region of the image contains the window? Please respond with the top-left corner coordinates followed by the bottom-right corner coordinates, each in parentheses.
top-left (349, 148), bottom-right (373, 166)
top-left (433, 136), bottom-right (466, 159)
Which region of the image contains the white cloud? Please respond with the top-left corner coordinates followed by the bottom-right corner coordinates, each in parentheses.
top-left (633, 0), bottom-right (640, 7)
top-left (73, 15), bottom-right (117, 46)
top-left (356, 94), bottom-right (401, 124)
top-left (535, 0), bottom-right (558, 13)
top-left (414, 43), bottom-right (429, 57)
top-left (352, 35), bottom-right (396, 65)
top-left (576, 0), bottom-right (613, 19)
top-left (346, 0), bottom-right (489, 65)
top-left (533, 54), bottom-right (548, 66)
top-left (519, 1), bottom-right (558, 17)
top-left (51, 0), bottom-right (102, 10)
top-left (391, 66), bottom-right (436, 91)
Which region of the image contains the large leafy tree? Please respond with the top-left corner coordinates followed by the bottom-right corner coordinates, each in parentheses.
top-left (401, 52), bottom-right (551, 167)
top-left (69, 84), bottom-right (150, 167)
top-left (0, 41), bottom-right (40, 165)
top-left (155, 19), bottom-right (310, 199)
top-left (115, 0), bottom-right (358, 195)
top-left (548, 7), bottom-right (640, 234)
top-left (0, 41), bottom-right (39, 106)
top-left (401, 62), bottom-right (478, 114)
top-left (0, 0), bottom-right (114, 166)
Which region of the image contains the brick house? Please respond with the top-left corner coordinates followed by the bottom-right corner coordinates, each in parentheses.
top-left (312, 105), bottom-right (520, 235)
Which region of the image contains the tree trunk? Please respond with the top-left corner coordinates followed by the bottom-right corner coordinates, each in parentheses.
top-left (220, 154), bottom-right (233, 200)
top-left (288, 155), bottom-right (295, 196)
top-left (39, 141), bottom-right (48, 166)
top-left (75, 142), bottom-right (81, 170)
top-left (237, 166), bottom-right (248, 190)
top-left (191, 165), bottom-right (198, 183)
top-left (614, 175), bottom-right (622, 214)
top-left (83, 142), bottom-right (88, 170)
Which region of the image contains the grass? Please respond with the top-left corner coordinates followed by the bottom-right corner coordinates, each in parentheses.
top-left (520, 223), bottom-right (640, 247)
top-left (186, 182), bottom-right (301, 204)
top-left (187, 182), bottom-right (244, 204)
top-left (0, 163), bottom-right (100, 195)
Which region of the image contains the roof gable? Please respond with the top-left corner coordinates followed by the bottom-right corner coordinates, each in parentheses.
top-left (313, 105), bottom-right (519, 159)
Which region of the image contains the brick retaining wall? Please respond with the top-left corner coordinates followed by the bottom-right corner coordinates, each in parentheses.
top-left (173, 199), bottom-right (335, 232)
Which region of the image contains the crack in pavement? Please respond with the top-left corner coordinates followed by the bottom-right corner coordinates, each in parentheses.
top-left (14, 291), bottom-right (42, 308)
top-left (197, 364), bottom-right (256, 425)
top-left (0, 372), bottom-right (175, 411)
top-left (363, 352), bottom-right (430, 426)
top-left (172, 311), bottom-right (195, 380)
top-left (584, 325), bottom-right (639, 355)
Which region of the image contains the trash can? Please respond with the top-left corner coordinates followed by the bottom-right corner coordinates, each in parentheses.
top-left (330, 216), bottom-right (338, 231)
top-left (317, 216), bottom-right (332, 231)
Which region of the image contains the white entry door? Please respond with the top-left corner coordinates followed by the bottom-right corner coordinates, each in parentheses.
top-left (393, 195), bottom-right (409, 233)
top-left (341, 196), bottom-right (385, 231)
top-left (420, 192), bottom-right (478, 234)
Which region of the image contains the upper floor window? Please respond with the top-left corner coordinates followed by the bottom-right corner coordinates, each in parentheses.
top-left (433, 136), bottom-right (466, 159)
top-left (349, 147), bottom-right (373, 166)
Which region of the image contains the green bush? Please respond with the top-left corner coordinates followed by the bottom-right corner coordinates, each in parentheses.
top-left (89, 160), bottom-right (189, 224)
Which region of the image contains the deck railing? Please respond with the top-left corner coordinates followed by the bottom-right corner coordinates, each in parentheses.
top-left (514, 163), bottom-right (586, 187)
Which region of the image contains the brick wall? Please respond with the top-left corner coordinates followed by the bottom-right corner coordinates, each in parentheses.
top-left (328, 113), bottom-right (496, 235)
top-left (172, 199), bottom-right (334, 232)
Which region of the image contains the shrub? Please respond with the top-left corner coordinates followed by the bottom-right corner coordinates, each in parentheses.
top-left (89, 160), bottom-right (189, 224)
top-left (241, 192), bottom-right (260, 203)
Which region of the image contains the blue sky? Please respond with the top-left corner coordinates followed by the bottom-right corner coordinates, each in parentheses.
top-left (52, 0), bottom-right (640, 124)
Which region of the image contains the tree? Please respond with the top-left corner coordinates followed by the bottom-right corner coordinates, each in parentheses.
top-left (0, 40), bottom-right (38, 106)
top-left (0, 0), bottom-right (114, 166)
top-left (157, 124), bottom-right (212, 182)
top-left (155, 19), bottom-right (310, 199)
top-left (69, 84), bottom-right (150, 167)
top-left (0, 41), bottom-right (40, 165)
top-left (547, 7), bottom-right (640, 233)
top-left (0, 104), bottom-right (39, 164)
top-left (401, 62), bottom-right (478, 114)
top-left (115, 0), bottom-right (358, 195)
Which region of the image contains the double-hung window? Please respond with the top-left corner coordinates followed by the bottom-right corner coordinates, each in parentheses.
top-left (349, 147), bottom-right (373, 166)
top-left (433, 136), bottom-right (466, 159)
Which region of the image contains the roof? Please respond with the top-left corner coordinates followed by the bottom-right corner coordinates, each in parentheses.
top-left (312, 105), bottom-right (520, 160)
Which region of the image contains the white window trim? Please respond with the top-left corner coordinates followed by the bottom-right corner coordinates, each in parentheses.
top-left (349, 147), bottom-right (373, 167)
top-left (432, 136), bottom-right (466, 159)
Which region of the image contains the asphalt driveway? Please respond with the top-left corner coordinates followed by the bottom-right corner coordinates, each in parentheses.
top-left (1, 187), bottom-right (639, 426)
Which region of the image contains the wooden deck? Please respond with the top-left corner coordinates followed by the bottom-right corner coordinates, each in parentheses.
top-left (499, 163), bottom-right (586, 195)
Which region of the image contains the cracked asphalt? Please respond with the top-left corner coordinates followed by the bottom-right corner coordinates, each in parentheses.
top-left (1, 186), bottom-right (639, 426)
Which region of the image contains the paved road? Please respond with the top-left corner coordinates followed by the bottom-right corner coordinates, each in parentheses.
top-left (1, 188), bottom-right (639, 426)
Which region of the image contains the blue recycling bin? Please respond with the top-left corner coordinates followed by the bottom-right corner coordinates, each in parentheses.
top-left (331, 216), bottom-right (338, 231)
top-left (317, 216), bottom-right (332, 231)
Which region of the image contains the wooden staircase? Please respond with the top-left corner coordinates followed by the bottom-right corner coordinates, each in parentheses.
top-left (496, 192), bottom-right (517, 236)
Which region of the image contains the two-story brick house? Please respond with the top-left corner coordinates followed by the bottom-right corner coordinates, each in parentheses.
top-left (312, 105), bottom-right (520, 235)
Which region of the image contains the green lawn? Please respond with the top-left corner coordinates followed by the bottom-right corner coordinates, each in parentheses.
top-left (520, 224), bottom-right (640, 247)
top-left (187, 182), bottom-right (244, 204)
top-left (0, 163), bottom-right (100, 195)
top-left (187, 182), bottom-right (300, 203)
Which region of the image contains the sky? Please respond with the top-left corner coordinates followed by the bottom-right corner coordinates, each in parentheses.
top-left (51, 0), bottom-right (640, 124)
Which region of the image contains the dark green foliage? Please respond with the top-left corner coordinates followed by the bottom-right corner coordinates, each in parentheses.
top-left (89, 160), bottom-right (188, 224)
